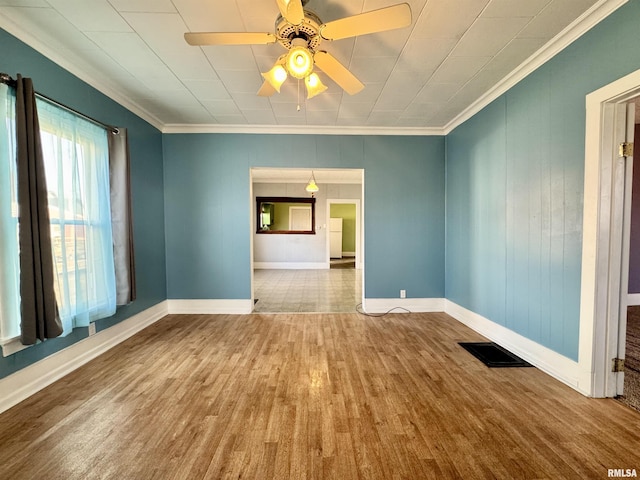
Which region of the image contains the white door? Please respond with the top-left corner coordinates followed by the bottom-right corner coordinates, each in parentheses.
top-left (607, 101), bottom-right (635, 396)
top-left (289, 206), bottom-right (311, 231)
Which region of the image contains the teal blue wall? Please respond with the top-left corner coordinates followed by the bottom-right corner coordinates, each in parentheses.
top-left (0, 29), bottom-right (167, 379)
top-left (445, 0), bottom-right (640, 361)
top-left (162, 134), bottom-right (446, 299)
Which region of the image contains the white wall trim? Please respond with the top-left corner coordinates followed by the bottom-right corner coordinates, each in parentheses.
top-left (161, 124), bottom-right (445, 136)
top-left (253, 262), bottom-right (328, 270)
top-left (627, 293), bottom-right (640, 306)
top-left (167, 299), bottom-right (253, 314)
top-left (0, 301), bottom-right (169, 415)
top-left (363, 298), bottom-right (445, 313)
top-left (444, 300), bottom-right (590, 396)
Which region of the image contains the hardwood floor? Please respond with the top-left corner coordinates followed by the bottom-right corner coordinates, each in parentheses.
top-left (1, 312), bottom-right (639, 479)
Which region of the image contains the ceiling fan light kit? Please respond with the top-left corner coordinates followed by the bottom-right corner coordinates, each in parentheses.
top-left (305, 73), bottom-right (327, 99)
top-left (261, 58), bottom-right (288, 92)
top-left (286, 40), bottom-right (314, 79)
top-left (184, 0), bottom-right (412, 103)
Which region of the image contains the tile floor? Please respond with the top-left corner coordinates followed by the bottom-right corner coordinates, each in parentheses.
top-left (253, 265), bottom-right (362, 313)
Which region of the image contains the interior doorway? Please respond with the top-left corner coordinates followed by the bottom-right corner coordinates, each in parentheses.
top-left (327, 199), bottom-right (361, 270)
top-left (250, 168), bottom-right (364, 313)
top-left (621, 103), bottom-right (640, 410)
top-left (581, 69), bottom-right (640, 399)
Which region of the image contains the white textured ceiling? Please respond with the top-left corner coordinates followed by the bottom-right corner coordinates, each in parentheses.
top-left (0, 0), bottom-right (625, 134)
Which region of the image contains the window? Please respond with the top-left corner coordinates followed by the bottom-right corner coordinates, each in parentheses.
top-left (0, 84), bottom-right (116, 345)
top-left (0, 84), bottom-right (19, 343)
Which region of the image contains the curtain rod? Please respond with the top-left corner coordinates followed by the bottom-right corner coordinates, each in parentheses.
top-left (0, 73), bottom-right (118, 134)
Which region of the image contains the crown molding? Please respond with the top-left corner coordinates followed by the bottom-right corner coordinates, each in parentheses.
top-left (0, 14), bottom-right (165, 132)
top-left (1, 0), bottom-right (627, 137)
top-left (442, 0), bottom-right (628, 135)
top-left (161, 123), bottom-right (445, 136)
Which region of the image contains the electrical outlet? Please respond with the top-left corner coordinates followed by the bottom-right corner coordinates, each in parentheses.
top-left (88, 322), bottom-right (96, 336)
top-left (400, 289), bottom-right (406, 299)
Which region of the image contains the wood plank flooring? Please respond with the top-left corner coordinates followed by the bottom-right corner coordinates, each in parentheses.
top-left (1, 312), bottom-right (639, 479)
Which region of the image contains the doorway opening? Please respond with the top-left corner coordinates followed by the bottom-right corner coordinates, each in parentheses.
top-left (250, 168), bottom-right (364, 313)
top-left (581, 68), bottom-right (640, 401)
top-left (327, 199), bottom-right (361, 271)
top-left (621, 102), bottom-right (640, 410)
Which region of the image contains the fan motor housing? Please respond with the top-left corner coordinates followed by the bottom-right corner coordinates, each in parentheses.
top-left (276, 10), bottom-right (323, 51)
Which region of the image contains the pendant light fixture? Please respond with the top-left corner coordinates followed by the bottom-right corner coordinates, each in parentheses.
top-left (305, 171), bottom-right (319, 196)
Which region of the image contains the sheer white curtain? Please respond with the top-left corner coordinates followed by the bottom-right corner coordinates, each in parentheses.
top-left (36, 99), bottom-right (116, 335)
top-left (0, 84), bottom-right (20, 343)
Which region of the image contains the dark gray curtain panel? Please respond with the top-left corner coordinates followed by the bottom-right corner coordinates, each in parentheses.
top-left (15, 75), bottom-right (62, 344)
top-left (109, 128), bottom-right (136, 305)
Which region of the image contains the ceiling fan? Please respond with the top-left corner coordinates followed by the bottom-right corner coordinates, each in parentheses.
top-left (184, 0), bottom-right (412, 100)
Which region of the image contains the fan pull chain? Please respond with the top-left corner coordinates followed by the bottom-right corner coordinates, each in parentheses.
top-left (297, 78), bottom-right (301, 111)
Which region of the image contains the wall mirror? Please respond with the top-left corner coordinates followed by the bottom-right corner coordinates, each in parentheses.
top-left (256, 197), bottom-right (316, 234)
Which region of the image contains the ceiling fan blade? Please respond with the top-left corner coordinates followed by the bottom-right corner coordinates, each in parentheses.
top-left (275, 0), bottom-right (304, 25)
top-left (184, 32), bottom-right (277, 46)
top-left (320, 3), bottom-right (411, 41)
top-left (257, 80), bottom-right (277, 97)
top-left (313, 51), bottom-right (364, 95)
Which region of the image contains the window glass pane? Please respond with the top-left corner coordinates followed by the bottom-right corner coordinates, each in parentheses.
top-left (0, 84), bottom-right (20, 342)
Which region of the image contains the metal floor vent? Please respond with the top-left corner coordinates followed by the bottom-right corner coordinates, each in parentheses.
top-left (458, 342), bottom-right (533, 368)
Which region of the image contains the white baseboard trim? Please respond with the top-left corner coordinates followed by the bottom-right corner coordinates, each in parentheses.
top-left (167, 299), bottom-right (253, 314)
top-left (444, 300), bottom-right (589, 395)
top-left (0, 301), bottom-right (169, 415)
top-left (363, 298), bottom-right (445, 313)
top-left (627, 293), bottom-right (640, 306)
top-left (254, 262), bottom-right (329, 269)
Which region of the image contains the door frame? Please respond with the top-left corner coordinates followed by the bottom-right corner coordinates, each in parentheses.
top-left (326, 198), bottom-right (362, 269)
top-left (249, 168), bottom-right (365, 309)
top-left (580, 68), bottom-right (640, 397)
